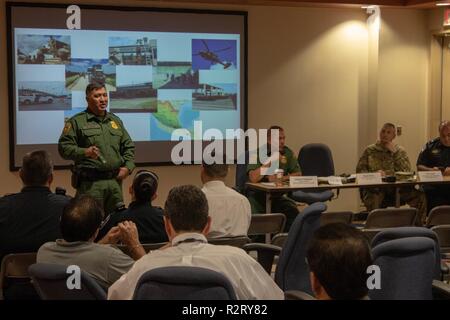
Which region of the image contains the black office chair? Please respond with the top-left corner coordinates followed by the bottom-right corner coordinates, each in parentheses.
top-left (133, 266), bottom-right (237, 300)
top-left (28, 263), bottom-right (106, 300)
top-left (290, 144), bottom-right (335, 204)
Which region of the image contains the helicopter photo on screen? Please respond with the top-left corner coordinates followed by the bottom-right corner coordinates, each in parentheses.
top-left (192, 39), bottom-right (237, 71)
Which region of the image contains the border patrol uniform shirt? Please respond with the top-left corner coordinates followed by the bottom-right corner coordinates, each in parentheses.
top-left (108, 233), bottom-right (284, 300)
top-left (247, 145), bottom-right (301, 179)
top-left (58, 109), bottom-right (135, 172)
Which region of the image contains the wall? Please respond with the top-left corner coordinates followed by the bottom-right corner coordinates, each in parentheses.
top-left (377, 8), bottom-right (429, 164)
top-left (0, 0), bottom-right (434, 212)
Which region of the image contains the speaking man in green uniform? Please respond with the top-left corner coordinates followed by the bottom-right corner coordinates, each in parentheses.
top-left (356, 122), bottom-right (426, 225)
top-left (247, 125), bottom-right (301, 231)
top-left (58, 83), bottom-right (135, 215)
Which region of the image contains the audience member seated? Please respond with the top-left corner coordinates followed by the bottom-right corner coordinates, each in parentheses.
top-left (108, 185), bottom-right (283, 300)
top-left (37, 195), bottom-right (145, 289)
top-left (417, 120), bottom-right (450, 214)
top-left (201, 159), bottom-right (251, 238)
top-left (0, 150), bottom-right (70, 261)
top-left (247, 125), bottom-right (301, 231)
top-left (99, 170), bottom-right (168, 244)
top-left (307, 223), bottom-right (373, 300)
top-left (357, 122), bottom-right (426, 225)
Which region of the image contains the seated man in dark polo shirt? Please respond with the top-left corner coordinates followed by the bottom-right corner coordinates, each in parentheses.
top-left (0, 150), bottom-right (70, 261)
top-left (417, 120), bottom-right (450, 213)
top-left (0, 150), bottom-right (70, 299)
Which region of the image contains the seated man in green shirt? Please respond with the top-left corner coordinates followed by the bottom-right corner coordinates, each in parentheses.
top-left (247, 125), bottom-right (301, 231)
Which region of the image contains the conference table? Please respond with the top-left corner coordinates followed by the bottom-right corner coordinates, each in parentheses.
top-left (246, 176), bottom-right (450, 213)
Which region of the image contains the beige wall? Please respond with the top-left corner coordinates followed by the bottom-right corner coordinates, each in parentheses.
top-left (0, 1), bottom-right (439, 212)
top-left (377, 8), bottom-right (429, 167)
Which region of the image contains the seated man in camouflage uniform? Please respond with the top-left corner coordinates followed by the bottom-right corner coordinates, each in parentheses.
top-left (356, 123), bottom-right (426, 225)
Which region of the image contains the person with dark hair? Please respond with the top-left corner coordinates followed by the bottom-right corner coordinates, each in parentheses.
top-left (37, 194), bottom-right (145, 289)
top-left (357, 123), bottom-right (426, 224)
top-left (247, 125), bottom-right (301, 231)
top-left (0, 150), bottom-right (69, 261)
top-left (108, 185), bottom-right (283, 300)
top-left (417, 120), bottom-right (450, 213)
top-left (201, 161), bottom-right (251, 238)
top-left (0, 150), bottom-right (69, 299)
top-left (307, 223), bottom-right (373, 300)
top-left (100, 170), bottom-right (168, 243)
top-left (58, 82), bottom-right (135, 215)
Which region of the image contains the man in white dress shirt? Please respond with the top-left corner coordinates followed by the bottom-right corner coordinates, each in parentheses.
top-left (108, 185), bottom-right (283, 300)
top-left (201, 161), bottom-right (251, 238)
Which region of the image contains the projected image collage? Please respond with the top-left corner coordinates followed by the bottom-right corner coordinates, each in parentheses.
top-left (15, 29), bottom-right (240, 144)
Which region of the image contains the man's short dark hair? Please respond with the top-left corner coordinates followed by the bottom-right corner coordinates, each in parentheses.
top-left (85, 82), bottom-right (106, 97)
top-left (21, 150), bottom-right (53, 186)
top-left (60, 195), bottom-right (104, 242)
top-left (268, 125), bottom-right (284, 135)
top-left (306, 223), bottom-right (373, 300)
top-left (202, 153), bottom-right (228, 178)
top-left (203, 163), bottom-right (228, 178)
top-left (132, 170), bottom-right (158, 203)
top-left (164, 185), bottom-right (208, 232)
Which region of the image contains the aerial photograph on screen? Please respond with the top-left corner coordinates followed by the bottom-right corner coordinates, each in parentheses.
top-left (17, 81), bottom-right (71, 111)
top-left (17, 34), bottom-right (71, 64)
top-left (65, 59), bottom-right (116, 91)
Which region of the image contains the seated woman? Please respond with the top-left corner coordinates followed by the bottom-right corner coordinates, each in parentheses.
top-left (100, 170), bottom-right (168, 244)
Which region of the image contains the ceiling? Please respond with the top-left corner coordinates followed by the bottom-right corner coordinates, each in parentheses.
top-left (140, 0), bottom-right (449, 8)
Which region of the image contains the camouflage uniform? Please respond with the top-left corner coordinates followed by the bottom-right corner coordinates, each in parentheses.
top-left (356, 143), bottom-right (426, 225)
top-left (247, 145), bottom-right (301, 232)
top-left (58, 109), bottom-right (135, 215)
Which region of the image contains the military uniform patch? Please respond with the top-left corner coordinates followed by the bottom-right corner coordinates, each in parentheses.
top-left (280, 155), bottom-right (287, 164)
top-left (63, 122), bottom-right (71, 135)
top-left (110, 121), bottom-right (119, 129)
top-left (432, 149), bottom-right (440, 154)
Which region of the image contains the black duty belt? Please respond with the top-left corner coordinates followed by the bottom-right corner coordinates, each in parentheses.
top-left (78, 167), bottom-right (119, 181)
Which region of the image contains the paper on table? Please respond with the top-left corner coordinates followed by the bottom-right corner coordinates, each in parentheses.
top-left (261, 182), bottom-right (276, 187)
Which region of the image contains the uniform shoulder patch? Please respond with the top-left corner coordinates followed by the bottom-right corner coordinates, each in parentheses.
top-left (110, 120), bottom-right (119, 130)
top-left (62, 122), bottom-right (72, 135)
